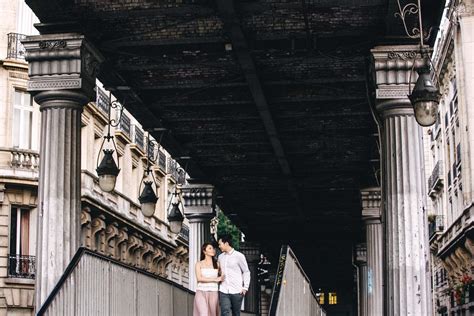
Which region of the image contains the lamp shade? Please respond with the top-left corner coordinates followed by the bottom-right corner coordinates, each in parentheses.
top-left (96, 149), bottom-right (120, 192)
top-left (408, 67), bottom-right (441, 127)
top-left (168, 202), bottom-right (184, 233)
top-left (139, 181), bottom-right (158, 217)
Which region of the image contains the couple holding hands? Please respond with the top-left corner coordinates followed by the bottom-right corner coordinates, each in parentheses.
top-left (193, 235), bottom-right (250, 316)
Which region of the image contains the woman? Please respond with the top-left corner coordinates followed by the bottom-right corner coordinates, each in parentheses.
top-left (193, 242), bottom-right (223, 316)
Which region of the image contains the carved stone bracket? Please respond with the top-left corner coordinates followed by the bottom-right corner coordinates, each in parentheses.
top-left (105, 222), bottom-right (119, 258)
top-left (91, 215), bottom-right (106, 254)
top-left (79, 208), bottom-right (189, 285)
top-left (81, 207), bottom-right (92, 248)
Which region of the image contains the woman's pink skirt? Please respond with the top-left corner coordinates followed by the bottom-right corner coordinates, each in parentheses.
top-left (193, 290), bottom-right (219, 316)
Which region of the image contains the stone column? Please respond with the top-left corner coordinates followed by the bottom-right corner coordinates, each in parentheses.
top-left (372, 45), bottom-right (432, 316)
top-left (182, 183), bottom-right (215, 291)
top-left (361, 187), bottom-right (383, 316)
top-left (22, 34), bottom-right (102, 309)
top-left (355, 243), bottom-right (368, 316)
top-left (240, 242), bottom-right (260, 313)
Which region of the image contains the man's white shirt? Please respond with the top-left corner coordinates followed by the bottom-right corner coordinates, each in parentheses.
top-left (218, 248), bottom-right (251, 294)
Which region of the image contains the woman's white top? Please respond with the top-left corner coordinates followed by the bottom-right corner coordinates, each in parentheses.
top-left (196, 268), bottom-right (219, 292)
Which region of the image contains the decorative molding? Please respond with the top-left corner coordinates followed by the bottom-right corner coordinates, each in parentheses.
top-left (22, 33), bottom-right (104, 100)
top-left (361, 187), bottom-right (382, 220)
top-left (39, 40), bottom-right (67, 50)
top-left (355, 243), bottom-right (367, 264)
top-left (182, 183), bottom-right (215, 217)
top-left (28, 78), bottom-right (82, 91)
top-left (388, 51), bottom-right (417, 60)
top-left (79, 208), bottom-right (189, 285)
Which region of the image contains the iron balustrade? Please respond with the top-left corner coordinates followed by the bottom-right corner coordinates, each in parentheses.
top-left (118, 113), bottom-right (131, 137)
top-left (133, 125), bottom-right (144, 150)
top-left (8, 254), bottom-right (36, 279)
top-left (96, 87), bottom-right (110, 115)
top-left (428, 160), bottom-right (443, 194)
top-left (147, 141), bottom-right (155, 160)
top-left (179, 224), bottom-right (189, 241)
top-left (7, 33), bottom-right (26, 60)
top-left (428, 215), bottom-right (444, 239)
top-left (158, 149), bottom-right (167, 171)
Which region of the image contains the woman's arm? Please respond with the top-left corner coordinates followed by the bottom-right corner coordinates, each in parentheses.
top-left (195, 262), bottom-right (222, 283)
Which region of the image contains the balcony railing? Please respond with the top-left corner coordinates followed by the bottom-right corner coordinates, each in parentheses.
top-left (429, 215), bottom-right (444, 239)
top-left (8, 254), bottom-right (36, 279)
top-left (118, 113), bottom-right (131, 138)
top-left (132, 125), bottom-right (144, 150)
top-left (179, 225), bottom-right (189, 241)
top-left (4, 148), bottom-right (40, 170)
top-left (428, 160), bottom-right (443, 195)
top-left (96, 87), bottom-right (110, 115)
top-left (158, 149), bottom-right (167, 171)
top-left (6, 33), bottom-right (26, 60)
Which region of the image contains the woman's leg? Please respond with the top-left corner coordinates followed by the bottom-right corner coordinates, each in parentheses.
top-left (208, 291), bottom-right (219, 316)
top-left (193, 290), bottom-right (209, 316)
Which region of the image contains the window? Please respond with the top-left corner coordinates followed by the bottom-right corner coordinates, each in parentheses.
top-left (328, 292), bottom-right (337, 305)
top-left (10, 207), bottom-right (30, 256)
top-left (9, 207), bottom-right (34, 278)
top-left (317, 292), bottom-right (325, 305)
top-left (12, 89), bottom-right (33, 149)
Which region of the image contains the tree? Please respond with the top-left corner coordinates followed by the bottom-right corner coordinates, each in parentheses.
top-left (217, 211), bottom-right (241, 250)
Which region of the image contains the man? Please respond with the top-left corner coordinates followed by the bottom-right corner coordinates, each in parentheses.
top-left (217, 234), bottom-right (250, 316)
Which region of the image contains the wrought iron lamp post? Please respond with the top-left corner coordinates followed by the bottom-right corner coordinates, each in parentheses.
top-left (167, 187), bottom-right (185, 234)
top-left (138, 133), bottom-right (165, 217)
top-left (396, 0), bottom-right (441, 127)
top-left (96, 91), bottom-right (124, 192)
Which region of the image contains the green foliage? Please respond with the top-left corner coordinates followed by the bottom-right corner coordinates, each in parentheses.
top-left (217, 211), bottom-right (241, 250)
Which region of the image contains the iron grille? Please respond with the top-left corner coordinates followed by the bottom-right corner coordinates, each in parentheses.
top-left (158, 150), bottom-right (167, 170)
top-left (118, 113), bottom-right (131, 137)
top-left (7, 33), bottom-right (26, 60)
top-left (96, 87), bottom-right (110, 114)
top-left (8, 254), bottom-right (36, 279)
top-left (133, 126), bottom-right (144, 150)
top-left (147, 141), bottom-right (155, 159)
top-left (428, 160), bottom-right (443, 192)
top-left (179, 225), bottom-right (189, 241)
top-left (428, 215), bottom-right (444, 239)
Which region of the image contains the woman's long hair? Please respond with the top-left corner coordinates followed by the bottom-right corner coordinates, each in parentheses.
top-left (200, 242), bottom-right (218, 269)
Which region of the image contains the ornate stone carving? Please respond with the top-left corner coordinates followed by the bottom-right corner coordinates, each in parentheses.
top-left (152, 248), bottom-right (166, 275)
top-left (388, 51), bottom-right (417, 60)
top-left (127, 234), bottom-right (143, 266)
top-left (81, 208), bottom-right (92, 248)
top-left (22, 33), bottom-right (104, 99)
top-left (39, 40), bottom-right (67, 49)
top-left (91, 216), bottom-right (106, 254)
top-left (105, 222), bottom-right (119, 258)
top-left (361, 187), bottom-right (382, 220)
top-left (141, 241), bottom-right (155, 271)
top-left (79, 207), bottom-right (189, 285)
top-left (371, 45), bottom-right (428, 103)
top-left (182, 183), bottom-right (215, 218)
top-left (116, 228), bottom-right (129, 262)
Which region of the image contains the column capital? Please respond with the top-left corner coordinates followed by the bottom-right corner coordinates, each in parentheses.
top-left (355, 243), bottom-right (367, 264)
top-left (371, 45), bottom-right (429, 117)
top-left (22, 33), bottom-right (104, 101)
top-left (181, 183), bottom-right (215, 220)
top-left (361, 187), bottom-right (381, 222)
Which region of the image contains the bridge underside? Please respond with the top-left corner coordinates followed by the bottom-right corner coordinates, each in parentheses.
top-left (26, 0), bottom-right (444, 311)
